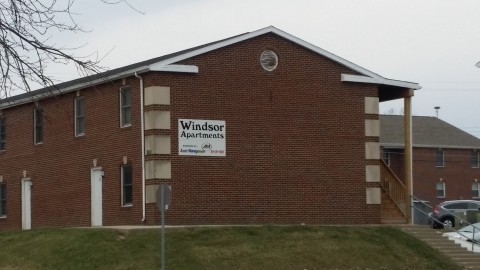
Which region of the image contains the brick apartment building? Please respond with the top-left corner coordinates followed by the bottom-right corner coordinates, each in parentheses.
top-left (380, 115), bottom-right (480, 207)
top-left (0, 26), bottom-right (420, 230)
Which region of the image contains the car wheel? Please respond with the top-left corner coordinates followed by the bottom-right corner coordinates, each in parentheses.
top-left (442, 217), bottom-right (454, 229)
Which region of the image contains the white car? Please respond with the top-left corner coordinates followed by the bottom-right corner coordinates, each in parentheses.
top-left (443, 223), bottom-right (480, 243)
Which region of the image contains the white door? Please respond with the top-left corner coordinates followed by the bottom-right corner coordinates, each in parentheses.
top-left (91, 168), bottom-right (103, 226)
top-left (22, 179), bottom-right (32, 230)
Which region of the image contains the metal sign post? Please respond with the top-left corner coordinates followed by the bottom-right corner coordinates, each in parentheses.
top-left (156, 184), bottom-right (171, 270)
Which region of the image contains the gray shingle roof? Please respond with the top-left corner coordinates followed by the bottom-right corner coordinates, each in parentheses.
top-left (0, 32), bottom-right (246, 107)
top-left (380, 115), bottom-right (480, 149)
top-left (0, 26), bottom-right (420, 110)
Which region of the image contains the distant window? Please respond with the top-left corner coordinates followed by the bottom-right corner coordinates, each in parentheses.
top-left (34, 107), bottom-right (43, 144)
top-left (436, 181), bottom-right (445, 198)
top-left (120, 87), bottom-right (132, 127)
top-left (121, 165), bottom-right (133, 206)
top-left (472, 150), bottom-right (479, 168)
top-left (469, 202), bottom-right (480, 210)
top-left (0, 117), bottom-right (5, 151)
top-left (0, 183), bottom-right (6, 217)
top-left (473, 182), bottom-right (480, 198)
top-left (435, 149), bottom-right (444, 167)
top-left (382, 149), bottom-right (391, 166)
top-left (75, 97), bottom-right (85, 136)
top-left (444, 202), bottom-right (467, 210)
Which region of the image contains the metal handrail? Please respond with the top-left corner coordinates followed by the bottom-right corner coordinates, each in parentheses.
top-left (409, 194), bottom-right (480, 250)
top-left (380, 160), bottom-right (407, 217)
top-left (380, 159), bottom-right (480, 249)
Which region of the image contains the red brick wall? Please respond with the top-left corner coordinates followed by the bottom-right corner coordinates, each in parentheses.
top-left (387, 147), bottom-right (480, 207)
top-left (144, 33), bottom-right (380, 225)
top-left (413, 148), bottom-right (480, 206)
top-left (0, 78), bottom-right (143, 230)
top-left (1, 33), bottom-right (382, 230)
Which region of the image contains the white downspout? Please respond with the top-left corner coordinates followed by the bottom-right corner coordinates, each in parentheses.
top-left (135, 72), bottom-right (146, 223)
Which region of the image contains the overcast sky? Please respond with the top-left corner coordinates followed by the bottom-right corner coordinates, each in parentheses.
top-left (46, 0), bottom-right (480, 137)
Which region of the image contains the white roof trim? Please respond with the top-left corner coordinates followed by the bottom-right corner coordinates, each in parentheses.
top-left (151, 26), bottom-right (387, 80)
top-left (381, 143), bottom-right (480, 150)
top-left (149, 64), bottom-right (198, 73)
top-left (341, 74), bottom-right (421, 90)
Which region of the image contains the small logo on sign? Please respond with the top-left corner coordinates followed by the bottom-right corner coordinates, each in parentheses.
top-left (202, 143), bottom-right (212, 150)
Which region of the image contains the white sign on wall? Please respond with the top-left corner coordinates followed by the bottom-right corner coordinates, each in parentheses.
top-left (178, 119), bottom-right (226, 156)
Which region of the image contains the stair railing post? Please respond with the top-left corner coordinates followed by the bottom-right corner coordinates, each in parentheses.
top-left (404, 90), bottom-right (414, 224)
top-left (473, 225), bottom-right (475, 251)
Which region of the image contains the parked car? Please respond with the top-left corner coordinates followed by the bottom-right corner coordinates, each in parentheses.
top-left (428, 200), bottom-right (480, 229)
top-left (443, 222), bottom-right (480, 243)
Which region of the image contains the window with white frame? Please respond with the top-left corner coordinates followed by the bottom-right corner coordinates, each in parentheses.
top-left (0, 183), bottom-right (6, 217)
top-left (382, 149), bottom-right (391, 166)
top-left (473, 182), bottom-right (480, 198)
top-left (472, 150), bottom-right (480, 168)
top-left (121, 165), bottom-right (133, 206)
top-left (435, 149), bottom-right (444, 167)
top-left (436, 181), bottom-right (446, 198)
top-left (34, 107), bottom-right (43, 144)
top-left (75, 97), bottom-right (85, 136)
top-left (0, 117), bottom-right (5, 151)
top-left (120, 87), bottom-right (132, 127)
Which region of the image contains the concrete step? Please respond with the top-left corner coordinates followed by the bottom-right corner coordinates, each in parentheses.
top-left (433, 245), bottom-right (469, 250)
top-left (435, 249), bottom-right (470, 255)
top-left (425, 237), bottom-right (464, 243)
top-left (397, 225), bottom-right (480, 269)
top-left (458, 262), bottom-right (480, 269)
top-left (427, 242), bottom-right (466, 249)
top-left (447, 255), bottom-right (480, 260)
top-left (401, 232), bottom-right (440, 237)
top-left (408, 231), bottom-right (448, 237)
top-left (451, 257), bottom-right (480, 262)
top-left (444, 251), bottom-right (480, 256)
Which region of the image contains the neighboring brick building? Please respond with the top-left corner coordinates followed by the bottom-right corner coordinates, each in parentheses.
top-left (380, 115), bottom-right (480, 207)
top-left (0, 26), bottom-right (420, 230)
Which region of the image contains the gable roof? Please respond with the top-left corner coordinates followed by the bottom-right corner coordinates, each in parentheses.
top-left (380, 115), bottom-right (480, 149)
top-left (0, 26), bottom-right (420, 109)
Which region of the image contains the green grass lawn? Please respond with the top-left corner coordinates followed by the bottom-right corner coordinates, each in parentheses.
top-left (0, 226), bottom-right (462, 270)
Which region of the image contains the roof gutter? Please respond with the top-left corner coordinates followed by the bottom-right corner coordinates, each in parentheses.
top-left (381, 143), bottom-right (480, 150)
top-left (0, 66), bottom-right (150, 110)
top-left (0, 64), bottom-right (199, 110)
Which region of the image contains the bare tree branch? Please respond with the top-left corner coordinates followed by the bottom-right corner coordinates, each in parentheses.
top-left (0, 0), bottom-right (115, 99)
top-left (101, 0), bottom-right (144, 15)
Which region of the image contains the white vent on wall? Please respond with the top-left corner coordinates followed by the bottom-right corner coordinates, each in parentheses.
top-left (260, 50), bottom-right (278, 71)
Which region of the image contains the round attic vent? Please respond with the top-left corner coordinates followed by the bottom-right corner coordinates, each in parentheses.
top-left (260, 50), bottom-right (278, 71)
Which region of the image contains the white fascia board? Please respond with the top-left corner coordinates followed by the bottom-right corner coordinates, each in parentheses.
top-left (380, 79), bottom-right (421, 90)
top-left (341, 74), bottom-right (378, 84)
top-left (149, 26), bottom-right (385, 80)
top-left (381, 143), bottom-right (479, 150)
top-left (414, 144), bottom-right (480, 149)
top-left (149, 64), bottom-right (198, 73)
top-left (341, 74), bottom-right (421, 90)
top-left (0, 66), bottom-right (149, 109)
